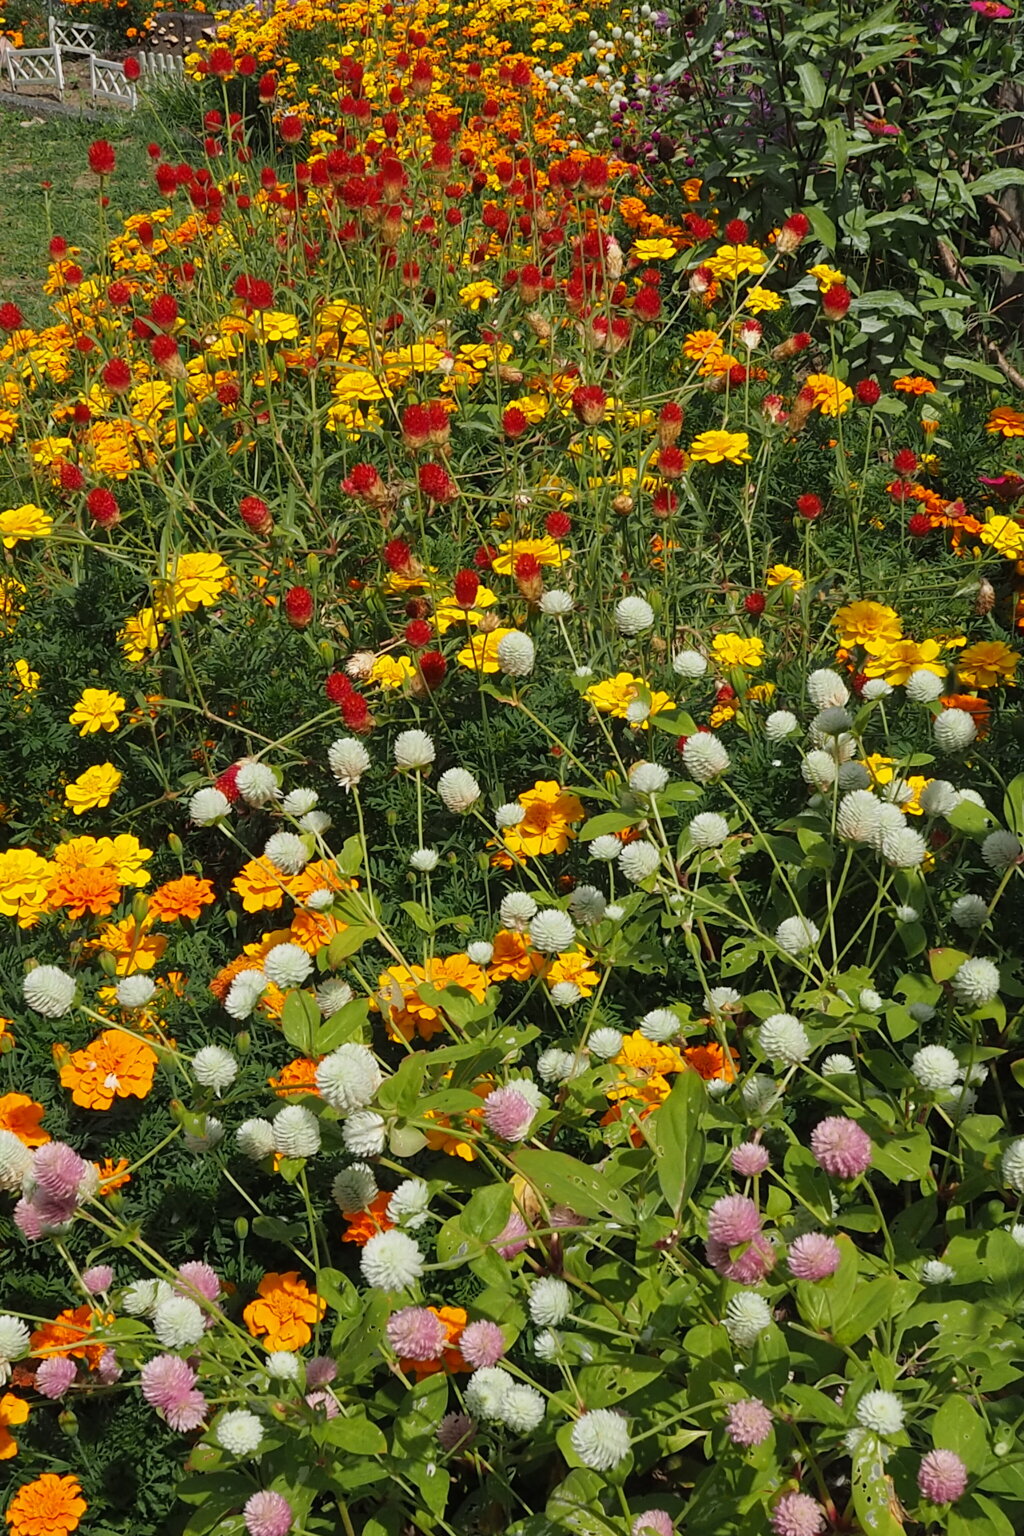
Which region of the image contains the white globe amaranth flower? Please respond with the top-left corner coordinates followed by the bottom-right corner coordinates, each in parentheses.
top-left (812, 706), bottom-right (853, 738)
top-left (775, 916), bottom-right (819, 956)
top-left (236, 1118), bottom-right (275, 1160)
top-left (329, 736), bottom-right (371, 790)
top-left (236, 761), bottom-right (280, 807)
top-left (300, 810), bottom-right (332, 836)
top-left (551, 981), bottom-right (582, 1008)
top-left (265, 1351), bottom-right (301, 1380)
top-left (672, 648), bottom-right (708, 679)
top-left (192, 1045), bottom-right (238, 1093)
top-left (957, 788), bottom-right (986, 808)
top-left (1010, 1223), bottom-right (1024, 1247)
top-left (706, 986), bottom-right (741, 1013)
top-left (263, 942), bottom-right (313, 990)
top-left (837, 790), bottom-right (883, 843)
top-left (759, 1013), bottom-right (810, 1065)
top-left (911, 1045), bottom-right (961, 1093)
top-left (741, 1075), bottom-right (782, 1116)
top-left (361, 1229), bottom-right (424, 1290)
top-left (822, 1053), bottom-right (856, 1077)
top-left (802, 749), bottom-right (837, 792)
top-left (723, 1291), bottom-right (773, 1347)
top-left (343, 1110), bottom-right (387, 1157)
top-left (466, 1366), bottom-right (515, 1420)
top-left (116, 974), bottom-right (155, 1009)
top-left (533, 1329), bottom-right (562, 1362)
top-left (688, 812), bottom-right (730, 850)
top-left (682, 732), bottom-right (730, 783)
top-left (629, 761), bottom-right (669, 796)
top-left (501, 891), bottom-right (537, 931)
top-left (640, 1008), bottom-right (680, 1043)
top-left (217, 1409), bottom-right (264, 1457)
top-left (0, 1130), bottom-right (32, 1192)
top-left (571, 1408), bottom-right (631, 1470)
top-left (153, 1295), bottom-right (205, 1349)
top-left (982, 830), bottom-right (1022, 872)
top-left (919, 780), bottom-right (958, 817)
top-left (882, 826), bottom-right (927, 869)
top-left (497, 631), bottom-right (536, 677)
top-left (934, 709), bottom-right (976, 753)
top-left (387, 1179), bottom-right (431, 1228)
top-left (189, 787), bottom-right (230, 825)
top-left (316, 979), bottom-right (353, 1017)
top-left (951, 894), bottom-right (989, 930)
top-left (467, 941), bottom-right (494, 966)
top-left (316, 1044), bottom-right (382, 1113)
top-left (908, 1001), bottom-right (935, 1023)
top-left (765, 709), bottom-right (799, 743)
top-left (540, 589), bottom-right (574, 616)
top-left (331, 1163), bottom-right (378, 1212)
top-left (530, 909), bottom-right (576, 954)
top-left (838, 762), bottom-right (871, 791)
top-left (272, 1105), bottom-right (321, 1159)
top-left (123, 1279), bottom-right (171, 1317)
top-left (619, 840), bottom-right (661, 883)
top-left (282, 787), bottom-right (318, 816)
top-left (869, 803), bottom-right (907, 853)
top-left (394, 730), bottom-right (435, 772)
top-left (921, 1260), bottom-right (955, 1284)
top-left (615, 595), bottom-right (654, 635)
top-left (437, 767), bottom-right (481, 813)
top-left (264, 831), bottom-right (309, 876)
top-left (410, 848), bottom-right (439, 873)
top-left (23, 965), bottom-right (77, 1018)
top-left (569, 885), bottom-right (607, 924)
top-left (0, 1316), bottom-right (31, 1364)
top-left (625, 699), bottom-right (650, 726)
top-left (574, 665), bottom-right (594, 680)
top-left (861, 679), bottom-right (892, 701)
top-left (807, 669), bottom-right (849, 709)
top-left (495, 802), bottom-right (526, 829)
top-left (183, 1115), bottom-right (225, 1154)
top-left (859, 989), bottom-right (883, 1013)
top-left (1003, 1138), bottom-right (1024, 1193)
top-left (589, 1027), bottom-right (623, 1059)
top-left (538, 1047), bottom-right (577, 1083)
top-left (906, 669), bottom-right (945, 703)
top-left (501, 1382), bottom-right (546, 1433)
top-left (529, 1277), bottom-right (573, 1326)
top-left (855, 1390), bottom-right (904, 1436)
top-left (589, 834), bottom-right (624, 861)
top-left (952, 957), bottom-right (1000, 1009)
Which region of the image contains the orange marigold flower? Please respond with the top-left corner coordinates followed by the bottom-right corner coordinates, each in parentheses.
top-left (683, 1040), bottom-right (739, 1081)
top-left (287, 860), bottom-right (356, 903)
top-left (48, 864), bottom-right (121, 920)
top-left (232, 856), bottom-right (288, 913)
top-left (375, 955), bottom-right (488, 1042)
top-left (148, 875), bottom-right (216, 921)
top-left (400, 1306), bottom-right (469, 1381)
top-left (58, 1029), bottom-right (158, 1110)
top-left (289, 908), bottom-right (347, 954)
top-left (0, 1093), bottom-right (49, 1147)
top-left (94, 1157), bottom-right (131, 1194)
top-left (243, 1271), bottom-right (326, 1351)
top-left (5, 1474), bottom-right (86, 1536)
top-left (268, 1057), bottom-right (322, 1097)
top-left (488, 928), bottom-right (542, 983)
top-left (986, 405), bottom-right (1024, 438)
top-left (0, 1393), bottom-right (29, 1460)
top-left (341, 1190), bottom-right (394, 1245)
top-left (30, 1308), bottom-right (110, 1369)
top-left (893, 376), bottom-right (937, 395)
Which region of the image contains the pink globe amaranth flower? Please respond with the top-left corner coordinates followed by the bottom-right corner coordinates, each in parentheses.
top-left (460, 1320), bottom-right (505, 1368)
top-left (141, 1354), bottom-right (197, 1413)
top-left (725, 1398), bottom-right (773, 1447)
top-left (551, 1203), bottom-right (586, 1230)
top-left (771, 1491), bottom-right (825, 1536)
top-left (918, 1448), bottom-right (968, 1504)
top-left (96, 1348), bottom-right (122, 1385)
top-left (482, 1087), bottom-right (534, 1141)
top-left (305, 1389), bottom-right (340, 1418)
top-left (35, 1356), bottom-right (77, 1399)
top-left (731, 1142), bottom-right (770, 1177)
top-left (306, 1356), bottom-right (337, 1387)
top-left (788, 1233), bottom-right (841, 1281)
top-left (176, 1261), bottom-right (221, 1306)
top-left (166, 1389), bottom-right (208, 1431)
top-left (708, 1194), bottom-right (761, 1247)
top-left (631, 1512), bottom-right (673, 1536)
top-left (13, 1197), bottom-right (47, 1241)
top-left (437, 1411), bottom-right (476, 1452)
top-left (30, 1141), bottom-right (89, 1201)
top-left (81, 1264), bottom-right (114, 1293)
top-left (244, 1490), bottom-right (293, 1536)
top-left (706, 1231), bottom-right (776, 1283)
top-left (810, 1116), bottom-right (872, 1178)
top-left (386, 1306), bottom-right (447, 1361)
top-left (493, 1209), bottom-right (531, 1260)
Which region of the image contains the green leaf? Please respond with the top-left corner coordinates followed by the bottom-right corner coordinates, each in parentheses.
top-left (648, 1069), bottom-right (706, 1217)
top-left (932, 1394), bottom-right (989, 1468)
top-left (871, 1127), bottom-right (933, 1184)
top-left (851, 1432), bottom-right (904, 1536)
top-left (805, 206), bottom-right (837, 251)
top-left (377, 1051), bottom-right (428, 1116)
top-left (544, 1470), bottom-right (620, 1536)
top-left (515, 1148), bottom-right (636, 1223)
top-left (834, 1277), bottom-right (914, 1346)
top-left (969, 169), bottom-right (1024, 198)
top-left (929, 947), bottom-right (969, 984)
top-left (823, 118), bottom-right (849, 180)
top-left (327, 925), bottom-right (376, 965)
top-left (315, 997), bottom-right (370, 1052)
top-left (319, 1414), bottom-right (387, 1455)
top-left (579, 810), bottom-right (641, 840)
top-left (648, 709), bottom-right (699, 737)
top-left (280, 989), bottom-right (321, 1055)
top-left (795, 62), bottom-right (826, 109)
top-left (1003, 773), bottom-right (1024, 836)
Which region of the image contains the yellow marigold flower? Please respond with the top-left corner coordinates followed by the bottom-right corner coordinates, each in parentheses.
top-left (433, 586), bottom-right (498, 633)
top-left (458, 280), bottom-right (499, 310)
top-left (766, 564), bottom-right (804, 591)
top-left (491, 536), bottom-right (567, 575)
top-left (863, 637), bottom-right (946, 686)
top-left (833, 600), bottom-right (903, 649)
top-left (545, 947), bottom-right (600, 997)
top-left (705, 243), bottom-right (766, 280)
top-left (985, 406), bottom-right (1024, 438)
top-left (502, 780), bottom-right (585, 859)
top-left (893, 376), bottom-right (937, 396)
top-left (252, 310), bottom-right (300, 342)
top-left (0, 848), bottom-right (54, 925)
top-left (120, 607), bottom-right (165, 663)
top-left (369, 654), bottom-right (415, 690)
top-left (804, 373), bottom-right (853, 417)
top-left (979, 516), bottom-right (1024, 559)
top-left (155, 552), bottom-right (231, 618)
top-left (87, 915), bottom-right (166, 974)
top-left (809, 263), bottom-right (845, 291)
top-left (457, 627), bottom-right (516, 673)
top-left (688, 430), bottom-right (750, 466)
top-left (69, 688), bottom-right (125, 736)
top-left (12, 659), bottom-right (38, 693)
top-left (65, 764), bottom-right (122, 815)
top-left (0, 503), bottom-right (52, 548)
top-left (682, 329), bottom-right (725, 362)
top-left (744, 286), bottom-right (784, 314)
top-left (606, 1030), bottom-right (686, 1107)
top-left (712, 633), bottom-right (765, 669)
top-left (0, 576), bottom-right (26, 623)
top-left (233, 856), bottom-right (289, 913)
top-left (631, 237), bottom-right (677, 260)
top-left (584, 672), bottom-right (675, 727)
top-left (956, 640), bottom-right (1019, 688)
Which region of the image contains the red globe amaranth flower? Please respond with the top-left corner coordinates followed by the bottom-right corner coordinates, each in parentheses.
top-left (771, 331), bottom-right (812, 361)
top-left (652, 488), bottom-right (679, 518)
top-left (572, 385), bottom-right (606, 426)
top-left (343, 463), bottom-right (387, 506)
top-left (215, 764), bottom-right (241, 802)
top-left (658, 445), bottom-right (687, 480)
top-left (107, 280), bottom-right (131, 307)
top-left (58, 461), bottom-right (85, 493)
top-left (217, 381), bottom-right (240, 408)
top-left (239, 495), bottom-right (272, 534)
top-left (502, 406), bottom-right (528, 439)
top-left (326, 671), bottom-right (354, 704)
top-left (744, 591), bottom-right (766, 616)
top-left (405, 619), bottom-right (432, 647)
top-left (0, 302), bottom-right (25, 332)
top-left (908, 513), bottom-right (932, 537)
top-left (776, 212), bottom-right (810, 254)
top-left (102, 358), bottom-right (132, 393)
top-left (724, 218), bottom-right (749, 244)
top-left (383, 538), bottom-right (413, 574)
top-left (418, 462), bottom-right (458, 504)
top-left (86, 488), bottom-right (119, 528)
top-left (633, 285), bottom-right (661, 322)
top-left (208, 45), bottom-right (234, 78)
top-left (259, 72), bottom-right (277, 101)
top-left (473, 544), bottom-right (496, 570)
top-left (888, 479), bottom-right (914, 502)
top-left (151, 335), bottom-right (179, 365)
top-left (88, 140), bottom-right (116, 176)
top-left (822, 284), bottom-right (852, 322)
top-left (893, 448), bottom-right (918, 476)
top-left (401, 402), bottom-right (431, 451)
top-left (453, 569), bottom-right (479, 607)
top-left (343, 691), bottom-right (372, 732)
top-left (855, 379), bottom-right (882, 406)
top-left (418, 650), bottom-right (447, 689)
top-left (150, 293), bottom-right (179, 330)
top-left (796, 493), bottom-right (823, 520)
top-left (658, 401), bottom-right (684, 446)
top-left (545, 511), bottom-right (571, 539)
top-left (123, 56), bottom-right (141, 81)
top-left (284, 586), bottom-right (314, 628)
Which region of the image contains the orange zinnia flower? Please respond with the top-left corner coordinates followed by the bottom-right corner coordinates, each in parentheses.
top-left (242, 1271), bottom-right (326, 1351)
top-left (0, 1093), bottom-right (49, 1147)
top-left (341, 1191), bottom-right (394, 1245)
top-left (893, 375), bottom-right (937, 396)
top-left (268, 1057), bottom-right (322, 1097)
top-left (232, 856), bottom-right (288, 913)
top-left (683, 1040), bottom-right (739, 1081)
top-left (94, 1157), bottom-right (131, 1194)
top-left (30, 1307), bottom-right (109, 1369)
top-left (0, 1393), bottom-right (29, 1460)
top-left (49, 865), bottom-right (121, 919)
top-left (400, 1306), bottom-right (469, 1380)
top-left (5, 1473), bottom-right (87, 1536)
top-left (148, 875), bottom-right (216, 922)
top-left (57, 1029), bottom-right (158, 1110)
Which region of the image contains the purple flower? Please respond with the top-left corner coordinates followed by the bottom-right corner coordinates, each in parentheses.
top-left (140, 1354), bottom-right (206, 1429)
top-left (306, 1356), bottom-right (337, 1387)
top-left (96, 1348), bottom-right (122, 1386)
top-left (244, 1490), bottom-right (293, 1536)
top-left (810, 1116), bottom-right (872, 1178)
top-left (437, 1411), bottom-right (476, 1452)
top-left (492, 1209), bottom-right (530, 1260)
top-left (707, 1194), bottom-right (761, 1247)
top-left (460, 1319), bottom-right (506, 1368)
top-left (482, 1087), bottom-right (534, 1141)
top-left (386, 1306), bottom-right (447, 1361)
top-left (788, 1233), bottom-right (842, 1281)
top-left (731, 1142), bottom-right (770, 1176)
top-left (771, 1491), bottom-right (825, 1536)
top-left (305, 1389), bottom-right (339, 1418)
top-left (30, 1141), bottom-right (89, 1201)
top-left (631, 1513), bottom-right (673, 1536)
top-left (81, 1264), bottom-right (114, 1293)
top-left (725, 1398), bottom-right (773, 1447)
top-left (706, 1231), bottom-right (776, 1283)
top-left (176, 1261), bottom-right (222, 1306)
top-left (35, 1356), bottom-right (77, 1399)
top-left (918, 1448), bottom-right (968, 1503)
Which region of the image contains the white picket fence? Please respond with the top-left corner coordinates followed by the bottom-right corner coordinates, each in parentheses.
top-left (3, 22), bottom-right (186, 107)
top-left (89, 52), bottom-right (137, 108)
top-left (48, 16), bottom-right (97, 56)
top-left (138, 50), bottom-right (185, 80)
top-left (5, 44), bottom-right (65, 99)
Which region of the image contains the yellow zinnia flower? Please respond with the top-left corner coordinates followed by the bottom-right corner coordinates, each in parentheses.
top-left (631, 237), bottom-right (677, 261)
top-left (65, 764), bottom-right (123, 815)
top-left (688, 430), bottom-right (750, 466)
top-left (0, 503), bottom-right (52, 548)
top-left (705, 243), bottom-right (766, 280)
top-left (809, 263), bottom-right (845, 291)
top-left (369, 654), bottom-right (415, 690)
top-left (766, 564), bottom-right (804, 591)
top-left (712, 633), bottom-right (765, 669)
top-left (978, 516), bottom-right (1024, 559)
top-left (69, 688), bottom-right (125, 736)
top-left (833, 601), bottom-right (903, 649)
top-left (956, 641), bottom-right (1019, 689)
